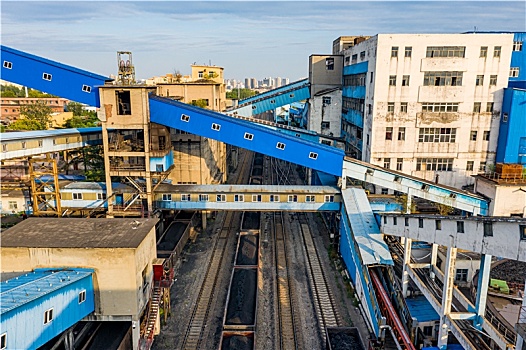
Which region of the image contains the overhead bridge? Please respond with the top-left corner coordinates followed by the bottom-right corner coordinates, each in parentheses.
top-left (226, 78), bottom-right (310, 117)
top-left (0, 128), bottom-right (103, 161)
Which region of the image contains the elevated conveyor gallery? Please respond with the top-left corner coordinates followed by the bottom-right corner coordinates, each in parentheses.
top-left (227, 78), bottom-right (310, 117)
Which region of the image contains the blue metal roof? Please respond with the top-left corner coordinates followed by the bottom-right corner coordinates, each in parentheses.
top-left (0, 127), bottom-right (102, 141)
top-left (405, 295), bottom-right (440, 323)
top-left (0, 268), bottom-right (94, 315)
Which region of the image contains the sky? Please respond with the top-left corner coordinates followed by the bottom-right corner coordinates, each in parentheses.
top-left (1, 1), bottom-right (525, 82)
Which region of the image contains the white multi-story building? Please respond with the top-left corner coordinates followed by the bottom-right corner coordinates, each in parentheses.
top-left (340, 33), bottom-right (514, 189)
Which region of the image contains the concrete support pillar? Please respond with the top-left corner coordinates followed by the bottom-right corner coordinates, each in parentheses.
top-left (202, 211), bottom-right (207, 230)
top-left (516, 279), bottom-right (526, 350)
top-left (430, 243), bottom-right (438, 279)
top-left (405, 193), bottom-right (412, 214)
top-left (132, 320), bottom-right (140, 350)
top-left (438, 246), bottom-right (457, 350)
top-left (474, 254), bottom-right (492, 330)
top-left (402, 237), bottom-right (412, 297)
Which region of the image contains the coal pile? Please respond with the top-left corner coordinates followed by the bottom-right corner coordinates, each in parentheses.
top-left (236, 235), bottom-right (258, 266)
top-left (157, 222), bottom-right (186, 251)
top-left (252, 167), bottom-right (262, 176)
top-left (225, 268), bottom-right (257, 325)
top-left (253, 154), bottom-right (263, 166)
top-left (327, 328), bottom-right (364, 350)
top-left (491, 260), bottom-right (526, 284)
top-left (241, 212), bottom-right (260, 231)
top-left (221, 335), bottom-right (254, 350)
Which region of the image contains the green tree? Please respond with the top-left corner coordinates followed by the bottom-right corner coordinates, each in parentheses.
top-left (83, 146), bottom-right (105, 181)
top-left (226, 88), bottom-right (257, 100)
top-left (190, 99), bottom-right (208, 109)
top-left (8, 101), bottom-right (52, 130)
top-left (66, 102), bottom-right (84, 116)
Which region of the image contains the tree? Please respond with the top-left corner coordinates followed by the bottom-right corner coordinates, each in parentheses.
top-left (226, 88), bottom-right (257, 100)
top-left (63, 103), bottom-right (99, 128)
top-left (8, 101), bottom-right (52, 130)
top-left (66, 102), bottom-right (84, 116)
top-left (190, 99), bottom-right (208, 109)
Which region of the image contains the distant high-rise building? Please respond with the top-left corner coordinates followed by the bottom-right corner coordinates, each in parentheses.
top-left (245, 78), bottom-right (250, 90)
top-left (250, 78), bottom-right (257, 89)
top-left (282, 78), bottom-right (289, 86)
top-left (275, 77), bottom-right (282, 87)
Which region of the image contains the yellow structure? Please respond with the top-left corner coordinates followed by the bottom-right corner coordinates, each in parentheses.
top-left (1, 217), bottom-right (158, 349)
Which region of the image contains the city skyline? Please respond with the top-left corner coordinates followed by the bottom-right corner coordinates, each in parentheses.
top-left (1, 1), bottom-right (525, 81)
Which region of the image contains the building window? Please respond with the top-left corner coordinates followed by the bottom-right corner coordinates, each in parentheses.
top-left (82, 85), bottom-right (92, 93)
top-left (0, 333), bottom-right (5, 350)
top-left (426, 46), bottom-right (466, 58)
top-left (423, 326), bottom-right (433, 337)
top-left (72, 193), bottom-right (83, 200)
top-left (38, 140), bottom-right (43, 147)
top-left (211, 123), bottom-right (221, 131)
top-left (473, 102), bottom-right (481, 113)
top-left (42, 73), bottom-right (52, 81)
top-left (466, 161), bottom-right (474, 171)
top-left (325, 195), bottom-right (335, 202)
top-left (322, 96), bottom-right (331, 105)
top-left (288, 195), bottom-right (298, 202)
top-left (423, 71), bottom-right (463, 86)
top-left (321, 121), bottom-right (330, 129)
top-left (489, 75), bottom-right (497, 86)
top-left (510, 67), bottom-right (520, 77)
top-left (502, 113), bottom-right (508, 123)
top-left (418, 218), bottom-right (424, 228)
top-left (306, 195), bottom-right (315, 202)
top-left (78, 290), bottom-right (86, 304)
top-left (418, 128), bottom-right (456, 143)
top-left (400, 103), bottom-right (408, 113)
top-left (370, 72), bottom-right (374, 83)
top-left (276, 142), bottom-right (286, 150)
top-left (389, 75), bottom-right (396, 86)
top-left (383, 158), bottom-right (391, 169)
top-left (351, 54), bottom-right (358, 63)
top-left (325, 57), bottom-right (334, 70)
top-left (486, 102), bottom-right (494, 113)
top-left (393, 216), bottom-right (397, 225)
top-left (470, 130), bottom-right (478, 141)
top-left (479, 162), bottom-right (486, 172)
top-left (21, 142), bottom-right (26, 149)
top-left (244, 132), bottom-right (254, 141)
top-left (116, 91), bottom-right (131, 115)
top-left (8, 201), bottom-right (17, 210)
top-left (476, 75), bottom-right (484, 86)
top-left (396, 158), bottom-right (403, 171)
top-left (435, 220), bottom-right (442, 230)
top-left (381, 188), bottom-right (389, 195)
top-left (483, 131), bottom-right (490, 141)
top-left (385, 127), bottom-right (393, 140)
top-left (44, 308), bottom-right (54, 324)
top-left (405, 217), bottom-right (409, 226)
top-left (181, 114), bottom-right (190, 122)
top-left (513, 41), bottom-right (523, 51)
top-left (309, 152), bottom-right (318, 160)
top-left (345, 56), bottom-right (350, 64)
top-left (181, 194), bottom-right (191, 201)
top-left (493, 46), bottom-right (501, 57)
top-left (404, 46), bottom-right (412, 57)
top-left (483, 222), bottom-right (493, 237)
top-left (2, 144), bottom-right (7, 152)
top-left (270, 194), bottom-right (280, 202)
top-left (360, 51), bottom-right (366, 60)
top-left (457, 221), bottom-right (465, 233)
top-left (416, 158), bottom-right (454, 171)
top-left (199, 194), bottom-right (209, 201)
top-left (387, 103), bottom-right (395, 113)
top-left (216, 194), bottom-right (226, 202)
top-left (480, 46), bottom-right (488, 57)
top-left (3, 61), bottom-right (12, 69)
top-left (391, 46), bottom-right (399, 57)
top-left (252, 194), bottom-right (262, 202)
top-left (421, 102), bottom-right (458, 112)
top-left (398, 127), bottom-right (406, 141)
top-left (455, 269), bottom-right (468, 282)
top-left (402, 75), bottom-right (410, 86)
top-left (162, 194), bottom-right (172, 201)
top-left (520, 225), bottom-right (526, 240)
top-left (97, 193), bottom-right (107, 200)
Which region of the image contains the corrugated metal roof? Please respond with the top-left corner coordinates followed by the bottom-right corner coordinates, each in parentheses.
top-left (0, 127), bottom-right (102, 141)
top-left (1, 218), bottom-right (158, 248)
top-left (154, 184), bottom-right (340, 193)
top-left (62, 182), bottom-right (133, 192)
top-left (342, 188), bottom-right (393, 266)
top-left (406, 295), bottom-right (440, 323)
top-left (0, 268), bottom-right (93, 314)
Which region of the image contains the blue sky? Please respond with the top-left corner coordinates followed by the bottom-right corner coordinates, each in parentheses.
top-left (2, 1), bottom-right (525, 81)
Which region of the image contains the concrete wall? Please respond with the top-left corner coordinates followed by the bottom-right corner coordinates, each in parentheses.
top-left (309, 55), bottom-right (343, 94)
top-left (0, 227), bottom-right (157, 320)
top-left (342, 33), bottom-right (514, 189)
top-left (308, 89), bottom-right (342, 137)
top-left (474, 177), bottom-right (526, 217)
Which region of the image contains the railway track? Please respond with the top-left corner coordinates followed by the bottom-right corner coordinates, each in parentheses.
top-left (298, 212), bottom-right (340, 339)
top-left (273, 211), bottom-right (298, 350)
top-left (181, 149), bottom-right (251, 350)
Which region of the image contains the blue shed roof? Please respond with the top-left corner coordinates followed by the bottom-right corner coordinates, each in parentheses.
top-left (0, 268), bottom-right (93, 315)
top-left (405, 295), bottom-right (440, 323)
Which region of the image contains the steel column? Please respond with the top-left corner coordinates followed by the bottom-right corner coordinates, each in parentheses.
top-left (430, 243), bottom-right (438, 279)
top-left (474, 254), bottom-right (492, 330)
top-left (402, 238), bottom-right (412, 297)
top-left (438, 246), bottom-right (457, 350)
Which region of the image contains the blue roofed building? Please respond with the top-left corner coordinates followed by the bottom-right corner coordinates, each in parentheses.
top-left (0, 268), bottom-right (94, 350)
top-left (406, 295), bottom-right (440, 347)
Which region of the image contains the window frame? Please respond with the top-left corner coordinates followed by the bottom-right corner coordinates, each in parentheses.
top-left (44, 308), bottom-right (54, 325)
top-left (72, 192), bottom-right (83, 200)
top-left (162, 193), bottom-right (172, 201)
top-left (78, 290), bottom-right (87, 304)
